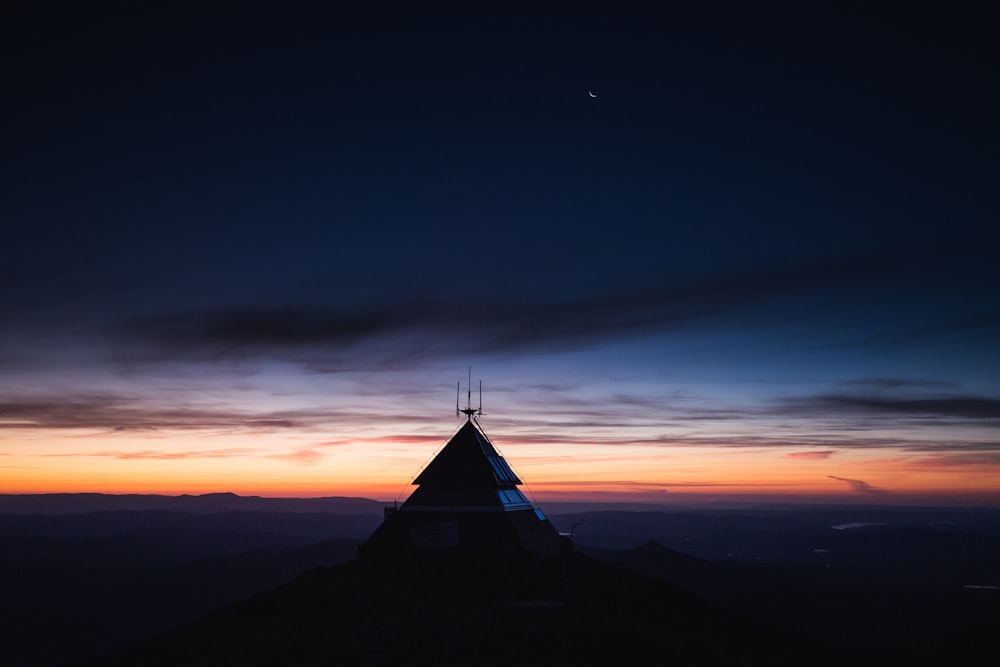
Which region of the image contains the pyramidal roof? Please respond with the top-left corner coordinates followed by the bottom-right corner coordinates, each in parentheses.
top-left (401, 417), bottom-right (533, 512)
top-left (411, 419), bottom-right (522, 488)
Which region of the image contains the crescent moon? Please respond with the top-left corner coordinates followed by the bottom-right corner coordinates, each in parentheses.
top-left (588, 91), bottom-right (597, 98)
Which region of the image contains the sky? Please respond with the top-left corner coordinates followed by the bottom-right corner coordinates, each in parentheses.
top-left (2, 1), bottom-right (999, 506)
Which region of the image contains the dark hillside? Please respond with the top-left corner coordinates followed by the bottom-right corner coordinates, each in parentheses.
top-left (81, 553), bottom-right (823, 667)
top-left (579, 539), bottom-right (999, 663)
top-left (0, 510), bottom-right (376, 666)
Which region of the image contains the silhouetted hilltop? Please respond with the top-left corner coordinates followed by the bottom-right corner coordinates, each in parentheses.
top-left (580, 539), bottom-right (743, 595)
top-left (82, 551), bottom-right (816, 667)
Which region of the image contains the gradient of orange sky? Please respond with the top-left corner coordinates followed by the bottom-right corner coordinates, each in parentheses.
top-left (4, 415), bottom-right (999, 506)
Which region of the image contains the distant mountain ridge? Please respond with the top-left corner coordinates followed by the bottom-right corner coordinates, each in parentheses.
top-left (0, 492), bottom-right (386, 515)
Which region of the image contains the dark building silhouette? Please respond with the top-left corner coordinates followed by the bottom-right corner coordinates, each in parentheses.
top-left (360, 404), bottom-right (566, 561)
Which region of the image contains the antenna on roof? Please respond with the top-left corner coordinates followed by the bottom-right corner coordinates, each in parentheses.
top-left (458, 367), bottom-right (482, 420)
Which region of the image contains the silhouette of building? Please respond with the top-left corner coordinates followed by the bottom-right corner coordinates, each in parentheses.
top-left (360, 386), bottom-right (566, 561)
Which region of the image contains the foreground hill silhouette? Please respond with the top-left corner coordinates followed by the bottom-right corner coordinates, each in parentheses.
top-left (84, 551), bottom-right (813, 667)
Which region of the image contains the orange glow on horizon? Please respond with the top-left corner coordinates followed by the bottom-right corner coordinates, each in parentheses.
top-left (3, 422), bottom-right (999, 507)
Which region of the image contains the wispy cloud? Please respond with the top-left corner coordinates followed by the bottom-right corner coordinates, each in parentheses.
top-left (782, 393), bottom-right (1000, 421)
top-left (51, 448), bottom-right (255, 460)
top-left (840, 378), bottom-right (962, 391)
top-left (537, 480), bottom-right (798, 489)
top-left (827, 475), bottom-right (886, 495)
top-left (772, 375), bottom-right (1000, 429)
top-left (536, 481), bottom-right (738, 490)
top-left (906, 452), bottom-right (1000, 467)
top-left (243, 419), bottom-right (299, 429)
top-left (266, 448), bottom-right (324, 465)
top-left (787, 450), bottom-right (836, 459)
top-left (105, 249), bottom-right (956, 367)
top-left (5, 381), bottom-right (999, 462)
top-left (0, 393), bottom-right (331, 432)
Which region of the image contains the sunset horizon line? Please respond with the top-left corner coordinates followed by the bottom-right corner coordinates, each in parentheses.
top-left (4, 487), bottom-right (999, 509)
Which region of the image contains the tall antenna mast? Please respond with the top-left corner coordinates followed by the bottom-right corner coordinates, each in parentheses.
top-left (458, 368), bottom-right (483, 420)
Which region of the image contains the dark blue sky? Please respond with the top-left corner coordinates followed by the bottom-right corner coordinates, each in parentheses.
top-left (2, 2), bottom-right (999, 502)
